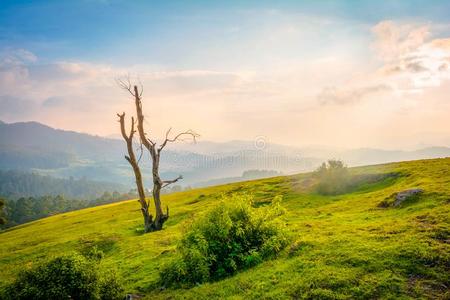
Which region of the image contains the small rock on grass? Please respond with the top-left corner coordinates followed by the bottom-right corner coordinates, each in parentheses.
top-left (394, 189), bottom-right (423, 207)
top-left (378, 188), bottom-right (423, 208)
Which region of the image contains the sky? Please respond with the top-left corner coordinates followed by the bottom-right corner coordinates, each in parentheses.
top-left (1, 0), bottom-right (450, 149)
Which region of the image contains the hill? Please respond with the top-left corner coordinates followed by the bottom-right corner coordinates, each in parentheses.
top-left (2, 120), bottom-right (450, 189)
top-left (0, 121), bottom-right (315, 186)
top-left (0, 158), bottom-right (448, 299)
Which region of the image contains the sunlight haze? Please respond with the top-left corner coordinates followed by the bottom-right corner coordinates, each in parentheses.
top-left (1, 1), bottom-right (450, 149)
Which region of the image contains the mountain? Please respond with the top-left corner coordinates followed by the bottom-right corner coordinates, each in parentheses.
top-left (0, 121), bottom-right (317, 187)
top-left (333, 146), bottom-right (450, 166)
top-left (0, 121), bottom-right (123, 160)
top-left (1, 120), bottom-right (450, 189)
top-left (1, 158), bottom-right (449, 298)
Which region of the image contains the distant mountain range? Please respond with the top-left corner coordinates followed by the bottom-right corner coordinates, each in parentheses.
top-left (1, 120), bottom-right (450, 190)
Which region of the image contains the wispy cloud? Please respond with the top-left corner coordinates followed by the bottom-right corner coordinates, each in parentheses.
top-left (0, 14), bottom-right (450, 148)
top-left (374, 21), bottom-right (450, 92)
top-left (318, 84), bottom-right (392, 105)
top-left (318, 20), bottom-right (450, 107)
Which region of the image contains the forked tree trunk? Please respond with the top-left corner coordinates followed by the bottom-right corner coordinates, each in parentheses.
top-left (132, 86), bottom-right (168, 231)
top-left (117, 82), bottom-right (197, 233)
top-left (117, 113), bottom-right (154, 232)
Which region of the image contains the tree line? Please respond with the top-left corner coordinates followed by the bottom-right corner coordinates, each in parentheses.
top-left (0, 190), bottom-right (137, 228)
top-left (0, 170), bottom-right (126, 200)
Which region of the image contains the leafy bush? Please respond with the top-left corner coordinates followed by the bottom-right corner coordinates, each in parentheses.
top-left (315, 160), bottom-right (350, 195)
top-left (160, 194), bottom-right (288, 287)
top-left (98, 270), bottom-right (124, 300)
top-left (3, 254), bottom-right (123, 300)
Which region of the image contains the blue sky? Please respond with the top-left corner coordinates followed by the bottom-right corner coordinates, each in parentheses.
top-left (0, 1), bottom-right (450, 148)
top-left (2, 0), bottom-right (449, 65)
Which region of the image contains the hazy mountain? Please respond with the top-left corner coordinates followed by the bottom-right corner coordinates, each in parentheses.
top-left (332, 147), bottom-right (450, 166)
top-left (0, 121), bottom-right (317, 186)
top-left (1, 120), bottom-right (449, 190)
top-left (0, 121), bottom-right (123, 160)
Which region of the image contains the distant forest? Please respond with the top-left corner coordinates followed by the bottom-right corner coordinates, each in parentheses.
top-left (0, 170), bottom-right (126, 200)
top-left (0, 170), bottom-right (133, 228)
top-left (1, 191), bottom-right (137, 228)
top-left (0, 170), bottom-right (196, 229)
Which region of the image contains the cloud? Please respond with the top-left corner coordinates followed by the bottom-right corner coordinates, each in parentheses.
top-left (373, 22), bottom-right (450, 92)
top-left (1, 17), bottom-right (449, 149)
top-left (405, 61), bottom-right (428, 73)
top-left (42, 96), bottom-right (67, 108)
top-left (131, 70), bottom-right (243, 97)
top-left (0, 48), bottom-right (37, 67)
top-left (318, 21), bottom-right (450, 107)
top-left (0, 48), bottom-right (274, 136)
top-left (0, 95), bottom-right (37, 117)
top-left (318, 84), bottom-right (391, 105)
top-left (372, 20), bottom-right (430, 62)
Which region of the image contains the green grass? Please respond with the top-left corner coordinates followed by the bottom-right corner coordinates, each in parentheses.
top-left (1, 158), bottom-right (449, 299)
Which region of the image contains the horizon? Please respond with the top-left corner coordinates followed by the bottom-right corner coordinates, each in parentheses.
top-left (1, 118), bottom-right (449, 152)
top-left (1, 1), bottom-right (450, 149)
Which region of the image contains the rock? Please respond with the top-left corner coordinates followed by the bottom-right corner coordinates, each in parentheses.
top-left (125, 294), bottom-right (144, 300)
top-left (393, 189), bottom-right (423, 207)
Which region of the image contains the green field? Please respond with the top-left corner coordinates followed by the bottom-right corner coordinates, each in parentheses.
top-left (1, 158), bottom-right (449, 299)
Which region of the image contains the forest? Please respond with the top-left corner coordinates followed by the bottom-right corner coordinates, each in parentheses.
top-left (0, 191), bottom-right (137, 228)
top-left (0, 170), bottom-right (126, 199)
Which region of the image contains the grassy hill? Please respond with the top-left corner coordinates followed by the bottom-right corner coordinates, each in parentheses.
top-left (0, 158), bottom-right (449, 299)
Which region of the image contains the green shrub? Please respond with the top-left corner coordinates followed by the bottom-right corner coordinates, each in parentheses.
top-left (98, 270), bottom-right (124, 300)
top-left (160, 194), bottom-right (288, 287)
top-left (3, 253), bottom-right (123, 300)
top-left (315, 160), bottom-right (350, 195)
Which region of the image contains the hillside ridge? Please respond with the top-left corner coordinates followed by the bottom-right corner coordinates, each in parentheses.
top-left (0, 158), bottom-right (449, 299)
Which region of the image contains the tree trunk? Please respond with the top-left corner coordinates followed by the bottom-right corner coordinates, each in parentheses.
top-left (117, 81), bottom-right (196, 233)
top-left (132, 86), bottom-right (169, 232)
top-left (117, 113), bottom-right (155, 232)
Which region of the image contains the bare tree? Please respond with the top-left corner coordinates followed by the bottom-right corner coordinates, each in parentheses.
top-left (117, 78), bottom-right (199, 232)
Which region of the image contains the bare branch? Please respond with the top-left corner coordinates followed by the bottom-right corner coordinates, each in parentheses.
top-left (129, 85), bottom-right (157, 150)
top-left (162, 175), bottom-right (183, 188)
top-left (116, 75), bottom-right (135, 97)
top-left (158, 129), bottom-right (200, 152)
top-left (129, 116), bottom-right (135, 139)
top-left (137, 141), bottom-right (144, 164)
top-left (117, 112), bottom-right (129, 142)
top-left (138, 78), bottom-right (144, 97)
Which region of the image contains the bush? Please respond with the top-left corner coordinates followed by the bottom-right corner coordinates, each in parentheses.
top-left (315, 160), bottom-right (350, 195)
top-left (98, 270), bottom-right (124, 300)
top-left (160, 194), bottom-right (288, 287)
top-left (3, 254), bottom-right (123, 300)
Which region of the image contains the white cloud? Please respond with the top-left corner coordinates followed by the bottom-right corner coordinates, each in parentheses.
top-left (373, 21), bottom-right (450, 93)
top-left (319, 21), bottom-right (450, 107)
top-left (372, 20), bottom-right (430, 62)
top-left (318, 84), bottom-right (392, 105)
top-left (0, 18), bottom-right (449, 148)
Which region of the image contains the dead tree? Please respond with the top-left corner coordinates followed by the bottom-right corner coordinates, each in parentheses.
top-left (117, 79), bottom-right (198, 232)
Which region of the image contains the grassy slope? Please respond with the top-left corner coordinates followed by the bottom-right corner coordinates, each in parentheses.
top-left (0, 158), bottom-right (449, 299)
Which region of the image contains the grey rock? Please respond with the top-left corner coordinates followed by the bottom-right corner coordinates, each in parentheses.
top-left (394, 189), bottom-right (423, 207)
top-left (125, 294), bottom-right (144, 300)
